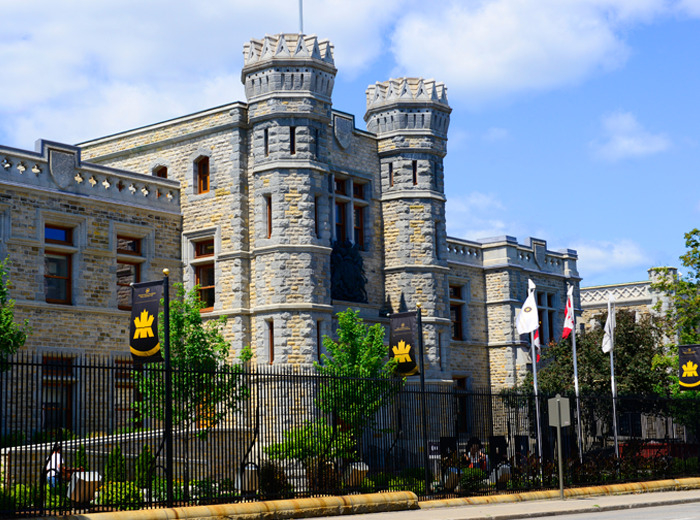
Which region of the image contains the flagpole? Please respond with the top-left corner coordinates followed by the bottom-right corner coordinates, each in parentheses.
top-left (608, 294), bottom-right (619, 458)
top-left (568, 285), bottom-right (583, 463)
top-left (163, 269), bottom-right (173, 508)
top-left (531, 329), bottom-right (543, 465)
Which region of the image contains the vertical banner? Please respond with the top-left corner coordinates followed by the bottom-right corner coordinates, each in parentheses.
top-left (130, 280), bottom-right (164, 364)
top-left (390, 311), bottom-right (419, 376)
top-left (679, 345), bottom-right (700, 391)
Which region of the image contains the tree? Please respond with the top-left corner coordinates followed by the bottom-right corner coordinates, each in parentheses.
top-left (650, 229), bottom-right (700, 436)
top-left (134, 283), bottom-right (252, 434)
top-left (0, 257), bottom-right (31, 370)
top-left (651, 229), bottom-right (700, 346)
top-left (314, 309), bottom-right (401, 437)
top-left (534, 310), bottom-right (669, 397)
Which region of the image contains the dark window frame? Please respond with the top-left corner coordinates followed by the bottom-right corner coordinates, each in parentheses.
top-left (197, 157), bottom-right (210, 194)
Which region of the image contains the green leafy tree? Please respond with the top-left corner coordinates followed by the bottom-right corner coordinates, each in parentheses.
top-left (534, 310), bottom-right (669, 397)
top-left (314, 309), bottom-right (402, 437)
top-left (0, 257), bottom-right (31, 370)
top-left (134, 283), bottom-right (252, 433)
top-left (650, 229), bottom-right (700, 435)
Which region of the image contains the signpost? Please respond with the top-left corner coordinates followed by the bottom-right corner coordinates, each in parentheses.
top-left (548, 394), bottom-right (570, 500)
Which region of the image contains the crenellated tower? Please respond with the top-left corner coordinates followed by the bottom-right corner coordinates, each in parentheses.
top-left (365, 78), bottom-right (452, 376)
top-left (242, 34), bottom-right (336, 365)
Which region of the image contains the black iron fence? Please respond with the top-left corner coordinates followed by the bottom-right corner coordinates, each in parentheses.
top-left (0, 352), bottom-right (699, 517)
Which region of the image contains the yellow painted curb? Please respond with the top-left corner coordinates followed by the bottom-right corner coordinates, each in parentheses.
top-left (34, 491), bottom-right (419, 520)
top-left (419, 477), bottom-right (700, 510)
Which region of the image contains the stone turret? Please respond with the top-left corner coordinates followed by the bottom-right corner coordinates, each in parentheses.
top-left (365, 78), bottom-right (452, 376)
top-left (242, 34), bottom-right (336, 365)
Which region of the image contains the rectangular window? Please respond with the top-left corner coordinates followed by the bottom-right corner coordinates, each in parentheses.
top-left (353, 183), bottom-right (364, 199)
top-left (335, 202), bottom-right (347, 243)
top-left (317, 321), bottom-right (322, 362)
top-left (117, 236), bottom-right (141, 256)
top-left (264, 128), bottom-right (269, 157)
top-left (290, 126), bottom-right (296, 155)
top-left (154, 166), bottom-right (168, 179)
top-left (334, 177), bottom-right (347, 195)
top-left (197, 157), bottom-right (210, 194)
top-left (311, 127), bottom-right (318, 159)
top-left (389, 163), bottom-right (394, 187)
top-left (432, 161), bottom-right (438, 190)
top-left (353, 205), bottom-right (364, 250)
top-left (45, 225), bottom-right (72, 245)
top-left (412, 160), bottom-right (418, 185)
top-left (195, 239), bottom-right (215, 311)
top-left (536, 291), bottom-right (557, 345)
top-left (117, 262), bottom-right (140, 310)
top-left (42, 357), bottom-right (73, 431)
top-left (268, 321), bottom-right (275, 365)
top-left (45, 225), bottom-right (72, 305)
top-left (314, 196), bottom-right (320, 238)
top-left (195, 264), bottom-right (215, 311)
top-left (265, 195), bottom-right (272, 238)
top-left (449, 285), bottom-right (462, 299)
top-left (451, 304), bottom-right (463, 340)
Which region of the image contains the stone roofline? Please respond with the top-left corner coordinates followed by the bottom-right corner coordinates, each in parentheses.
top-left (1, 140), bottom-right (180, 213)
top-left (581, 267), bottom-right (677, 309)
top-left (446, 235), bottom-right (579, 278)
top-left (77, 102), bottom-right (247, 148)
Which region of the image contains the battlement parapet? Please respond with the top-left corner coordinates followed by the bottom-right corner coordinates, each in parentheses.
top-left (0, 140), bottom-right (180, 213)
top-left (364, 78), bottom-right (451, 137)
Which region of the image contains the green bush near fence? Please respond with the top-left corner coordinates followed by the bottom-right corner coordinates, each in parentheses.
top-left (96, 482), bottom-right (144, 511)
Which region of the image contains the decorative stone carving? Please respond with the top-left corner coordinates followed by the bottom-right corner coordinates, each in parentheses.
top-left (334, 116), bottom-right (353, 150)
top-left (49, 151), bottom-right (75, 189)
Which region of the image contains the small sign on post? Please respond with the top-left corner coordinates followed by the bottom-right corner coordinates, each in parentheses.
top-left (428, 441), bottom-right (440, 460)
top-left (548, 394), bottom-right (570, 500)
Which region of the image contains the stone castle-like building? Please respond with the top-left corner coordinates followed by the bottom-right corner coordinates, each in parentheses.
top-left (0, 33), bottom-right (580, 400)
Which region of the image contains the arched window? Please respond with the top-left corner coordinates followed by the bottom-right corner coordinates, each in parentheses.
top-left (196, 157), bottom-right (210, 194)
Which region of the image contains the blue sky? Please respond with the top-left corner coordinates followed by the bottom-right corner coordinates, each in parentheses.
top-left (1, 0), bottom-right (699, 287)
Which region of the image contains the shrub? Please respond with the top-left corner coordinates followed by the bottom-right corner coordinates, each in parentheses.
top-left (387, 476), bottom-right (425, 495)
top-left (97, 481), bottom-right (143, 511)
top-left (75, 444), bottom-right (89, 472)
top-left (135, 445), bottom-right (154, 488)
top-left (11, 484), bottom-right (39, 509)
top-left (259, 461), bottom-right (293, 499)
top-left (44, 484), bottom-right (68, 510)
top-left (104, 445), bottom-right (127, 483)
top-left (0, 431), bottom-right (25, 448)
top-left (459, 468), bottom-right (487, 492)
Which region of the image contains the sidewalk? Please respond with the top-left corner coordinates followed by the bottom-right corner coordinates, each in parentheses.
top-left (323, 489), bottom-right (700, 520)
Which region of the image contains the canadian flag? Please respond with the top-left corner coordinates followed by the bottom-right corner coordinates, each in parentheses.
top-left (562, 285), bottom-right (575, 339)
top-left (534, 329), bottom-right (541, 363)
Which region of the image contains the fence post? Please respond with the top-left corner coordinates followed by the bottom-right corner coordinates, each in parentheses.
top-left (416, 303), bottom-right (431, 496)
top-left (163, 269), bottom-right (173, 508)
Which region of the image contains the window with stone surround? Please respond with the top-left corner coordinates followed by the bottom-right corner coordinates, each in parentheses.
top-left (353, 205), bottom-right (364, 250)
top-left (116, 236), bottom-right (141, 310)
top-left (388, 162), bottom-right (394, 187)
top-left (265, 195), bottom-right (272, 239)
top-left (44, 225), bottom-right (73, 304)
top-left (196, 157), bottom-right (210, 194)
top-left (264, 128), bottom-right (269, 157)
top-left (412, 160), bottom-right (418, 185)
top-left (449, 284), bottom-right (466, 341)
top-left (290, 126), bottom-right (297, 155)
top-left (153, 166), bottom-right (168, 179)
top-left (194, 239), bottom-right (215, 312)
top-left (536, 291), bottom-right (557, 346)
top-left (268, 321), bottom-right (275, 365)
top-left (335, 201), bottom-right (347, 242)
top-left (42, 356), bottom-right (74, 431)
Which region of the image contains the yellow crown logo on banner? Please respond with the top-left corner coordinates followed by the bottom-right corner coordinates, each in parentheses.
top-left (393, 340), bottom-right (412, 363)
top-left (133, 310), bottom-right (155, 339)
top-left (682, 361), bottom-right (698, 378)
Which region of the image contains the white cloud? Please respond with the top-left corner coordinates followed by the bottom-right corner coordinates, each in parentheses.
top-left (591, 111), bottom-right (671, 161)
top-left (389, 0), bottom-right (685, 105)
top-left (446, 192), bottom-right (523, 240)
top-left (483, 128), bottom-right (509, 141)
top-left (0, 0), bottom-right (403, 147)
top-left (570, 238), bottom-right (651, 278)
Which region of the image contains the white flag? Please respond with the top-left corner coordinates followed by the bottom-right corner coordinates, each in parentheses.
top-left (516, 280), bottom-right (539, 335)
top-left (562, 285), bottom-right (575, 339)
top-left (602, 293), bottom-right (616, 353)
